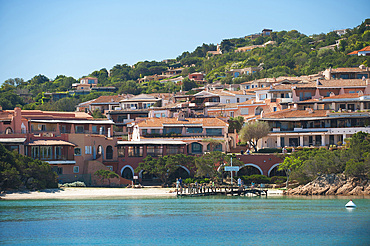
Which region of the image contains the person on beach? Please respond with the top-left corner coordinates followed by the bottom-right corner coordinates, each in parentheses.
top-left (237, 178), bottom-right (242, 187)
top-left (176, 178), bottom-right (180, 191)
top-left (179, 177), bottom-right (182, 187)
top-left (246, 149), bottom-right (250, 155)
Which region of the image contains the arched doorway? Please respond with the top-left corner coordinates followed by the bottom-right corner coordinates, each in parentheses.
top-left (121, 165), bottom-right (134, 180)
top-left (190, 142), bottom-right (203, 154)
top-left (268, 164), bottom-right (286, 177)
top-left (238, 164), bottom-right (263, 176)
top-left (5, 127), bottom-right (13, 134)
top-left (106, 146), bottom-right (113, 159)
top-left (169, 166), bottom-right (190, 182)
top-left (255, 106), bottom-right (263, 116)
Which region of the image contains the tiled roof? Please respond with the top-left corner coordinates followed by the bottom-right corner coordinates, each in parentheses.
top-left (137, 117), bottom-right (228, 128)
top-left (358, 46), bottom-right (370, 52)
top-left (12, 110), bottom-right (93, 120)
top-left (262, 109), bottom-right (329, 119)
top-left (91, 95), bottom-right (126, 104)
top-left (347, 50), bottom-right (359, 55)
top-left (331, 67), bottom-right (369, 73)
top-left (27, 140), bottom-right (76, 146)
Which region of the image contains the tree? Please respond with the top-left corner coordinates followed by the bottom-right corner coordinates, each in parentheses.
top-left (195, 151), bottom-right (225, 178)
top-left (228, 116), bottom-right (244, 133)
top-left (0, 144), bottom-right (58, 191)
top-left (92, 109), bottom-right (106, 119)
top-left (239, 121), bottom-right (270, 152)
top-left (135, 154), bottom-right (193, 185)
top-left (182, 77), bottom-right (198, 91)
top-left (278, 156), bottom-right (302, 188)
top-left (94, 169), bottom-right (119, 186)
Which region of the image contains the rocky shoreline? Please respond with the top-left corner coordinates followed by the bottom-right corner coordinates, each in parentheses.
top-left (284, 174), bottom-right (370, 196)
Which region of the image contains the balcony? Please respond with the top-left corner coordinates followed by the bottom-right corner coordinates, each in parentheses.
top-left (279, 98), bottom-right (293, 103)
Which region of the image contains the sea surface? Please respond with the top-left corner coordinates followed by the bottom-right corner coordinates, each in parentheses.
top-left (0, 196), bottom-right (369, 245)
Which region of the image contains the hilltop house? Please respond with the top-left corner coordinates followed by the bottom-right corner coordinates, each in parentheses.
top-left (322, 65), bottom-right (370, 80)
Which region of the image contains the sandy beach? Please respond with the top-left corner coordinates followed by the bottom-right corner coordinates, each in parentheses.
top-left (0, 187), bottom-right (283, 200)
top-left (0, 187), bottom-right (178, 200)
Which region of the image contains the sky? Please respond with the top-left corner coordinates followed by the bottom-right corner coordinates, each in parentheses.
top-left (0, 0), bottom-right (369, 83)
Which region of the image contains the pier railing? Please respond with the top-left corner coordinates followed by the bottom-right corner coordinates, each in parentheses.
top-left (177, 184), bottom-right (268, 197)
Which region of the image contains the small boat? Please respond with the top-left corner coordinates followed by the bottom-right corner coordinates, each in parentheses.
top-left (345, 200), bottom-right (356, 208)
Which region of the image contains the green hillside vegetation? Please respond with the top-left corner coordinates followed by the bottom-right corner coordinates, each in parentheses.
top-left (1, 19), bottom-right (369, 111)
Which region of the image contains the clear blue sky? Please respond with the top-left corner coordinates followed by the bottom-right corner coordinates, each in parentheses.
top-left (0, 0), bottom-right (368, 83)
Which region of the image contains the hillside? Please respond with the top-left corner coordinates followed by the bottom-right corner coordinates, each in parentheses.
top-left (0, 19), bottom-right (369, 112)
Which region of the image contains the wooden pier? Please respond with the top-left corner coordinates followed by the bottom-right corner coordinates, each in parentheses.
top-left (176, 185), bottom-right (268, 197)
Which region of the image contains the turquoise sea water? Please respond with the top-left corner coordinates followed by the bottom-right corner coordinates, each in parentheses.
top-left (0, 196), bottom-right (369, 246)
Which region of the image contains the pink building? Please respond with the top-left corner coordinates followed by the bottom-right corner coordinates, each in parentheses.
top-left (0, 108), bottom-right (120, 185)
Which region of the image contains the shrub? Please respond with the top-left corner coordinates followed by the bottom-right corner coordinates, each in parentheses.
top-left (240, 174), bottom-right (271, 184)
top-left (61, 181), bottom-right (86, 187)
top-left (257, 148), bottom-right (281, 153)
top-left (270, 176), bottom-right (286, 184)
top-left (184, 178), bottom-right (194, 184)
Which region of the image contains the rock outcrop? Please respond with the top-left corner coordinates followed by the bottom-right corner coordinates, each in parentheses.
top-left (284, 174), bottom-right (369, 196)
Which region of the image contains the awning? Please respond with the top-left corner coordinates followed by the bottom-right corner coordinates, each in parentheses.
top-left (117, 140), bottom-right (186, 145)
top-left (26, 140), bottom-right (76, 146)
top-left (0, 138), bottom-right (26, 143)
top-left (47, 161), bottom-right (76, 165)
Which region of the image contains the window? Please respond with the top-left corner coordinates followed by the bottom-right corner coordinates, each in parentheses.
top-left (357, 74), bottom-right (368, 79)
top-left (226, 99), bottom-right (230, 104)
top-left (55, 146), bottom-right (62, 159)
top-left (304, 92), bottom-right (312, 99)
top-left (76, 126), bottom-right (84, 133)
top-left (73, 166), bottom-right (79, 173)
top-left (52, 167), bottom-right (63, 175)
top-left (151, 129), bottom-right (160, 134)
top-left (85, 146), bottom-right (92, 155)
top-left (240, 108), bottom-right (249, 115)
top-left (128, 146), bottom-right (143, 157)
top-left (106, 166), bottom-right (113, 171)
top-left (161, 113), bottom-right (166, 117)
top-left (260, 94), bottom-right (266, 100)
top-left (40, 146), bottom-right (52, 160)
top-left (117, 115), bottom-right (127, 122)
top-left (274, 107), bottom-right (277, 112)
top-left (31, 146), bottom-right (39, 158)
top-left (147, 145), bottom-right (163, 157)
top-left (237, 98), bottom-right (240, 103)
top-left (230, 112), bottom-right (234, 117)
top-left (74, 148), bottom-right (81, 156)
top-left (142, 129), bottom-right (148, 135)
top-left (167, 146), bottom-right (182, 155)
top-left (38, 124), bottom-right (46, 131)
top-left (163, 127), bottom-right (182, 134)
top-left (186, 127), bottom-right (203, 134)
top-left (118, 146), bottom-right (125, 157)
top-left (191, 142), bottom-right (203, 154)
top-left (340, 74), bottom-right (349, 79)
top-left (206, 128), bottom-right (223, 136)
top-left (106, 146), bottom-right (113, 159)
top-left (92, 126), bottom-right (98, 133)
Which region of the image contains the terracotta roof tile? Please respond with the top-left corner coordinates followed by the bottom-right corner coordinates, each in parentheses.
top-left (347, 50), bottom-right (359, 55)
top-left (358, 46), bottom-right (370, 52)
top-left (331, 67), bottom-right (369, 73)
top-left (262, 109), bottom-right (328, 119)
